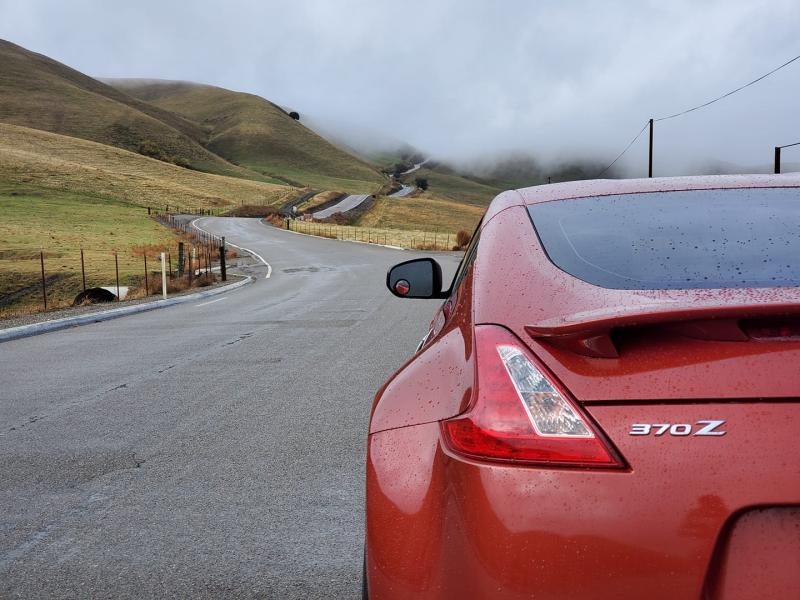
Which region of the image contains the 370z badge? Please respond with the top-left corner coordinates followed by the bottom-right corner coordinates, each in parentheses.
top-left (629, 420), bottom-right (726, 437)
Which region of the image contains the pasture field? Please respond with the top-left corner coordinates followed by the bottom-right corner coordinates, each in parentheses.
top-left (0, 184), bottom-right (182, 314)
top-left (0, 124), bottom-right (295, 211)
top-left (355, 194), bottom-right (484, 233)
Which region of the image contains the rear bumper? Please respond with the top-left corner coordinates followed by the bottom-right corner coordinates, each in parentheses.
top-left (366, 403), bottom-right (800, 599)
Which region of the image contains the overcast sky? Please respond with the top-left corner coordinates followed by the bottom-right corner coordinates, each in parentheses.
top-left (1, 0), bottom-right (799, 175)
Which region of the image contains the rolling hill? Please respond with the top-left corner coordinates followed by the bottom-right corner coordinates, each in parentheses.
top-left (0, 39), bottom-right (270, 179)
top-left (107, 79), bottom-right (387, 193)
top-left (0, 123), bottom-right (294, 209)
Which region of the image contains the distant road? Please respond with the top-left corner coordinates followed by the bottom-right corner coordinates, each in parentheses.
top-left (280, 189), bottom-right (318, 216)
top-left (390, 184), bottom-right (415, 197)
top-left (313, 194), bottom-right (370, 218)
top-left (399, 158), bottom-right (429, 175)
top-left (0, 217), bottom-right (459, 599)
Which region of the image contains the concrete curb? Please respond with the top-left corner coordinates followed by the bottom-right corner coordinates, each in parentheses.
top-left (0, 275), bottom-right (253, 344)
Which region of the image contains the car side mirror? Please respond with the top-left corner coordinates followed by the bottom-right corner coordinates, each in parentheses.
top-left (386, 258), bottom-right (448, 299)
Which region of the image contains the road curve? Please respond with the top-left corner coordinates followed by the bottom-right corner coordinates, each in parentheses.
top-left (312, 194), bottom-right (370, 219)
top-left (0, 218), bottom-right (460, 599)
top-left (390, 184), bottom-right (415, 197)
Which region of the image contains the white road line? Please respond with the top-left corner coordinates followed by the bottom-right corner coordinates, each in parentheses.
top-left (191, 218), bottom-right (273, 279)
top-left (196, 296), bottom-right (227, 307)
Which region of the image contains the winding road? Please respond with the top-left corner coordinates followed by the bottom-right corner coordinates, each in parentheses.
top-left (0, 218), bottom-right (460, 599)
top-left (312, 194), bottom-right (370, 219)
top-left (389, 184), bottom-right (415, 197)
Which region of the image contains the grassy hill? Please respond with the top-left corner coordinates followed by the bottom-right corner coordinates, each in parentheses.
top-left (0, 39), bottom-right (274, 180)
top-left (356, 193), bottom-right (484, 233)
top-left (409, 166), bottom-right (505, 206)
top-left (108, 79), bottom-right (387, 193)
top-left (0, 123), bottom-right (294, 210)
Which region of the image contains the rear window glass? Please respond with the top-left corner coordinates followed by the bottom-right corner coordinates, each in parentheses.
top-left (528, 188), bottom-right (800, 290)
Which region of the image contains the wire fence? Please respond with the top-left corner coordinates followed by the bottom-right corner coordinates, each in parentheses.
top-left (0, 222), bottom-right (233, 317)
top-left (287, 218), bottom-right (459, 251)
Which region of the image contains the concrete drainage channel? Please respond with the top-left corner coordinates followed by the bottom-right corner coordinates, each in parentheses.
top-left (0, 275), bottom-right (253, 344)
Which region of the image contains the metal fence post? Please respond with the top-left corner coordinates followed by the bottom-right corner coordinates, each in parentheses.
top-left (220, 236), bottom-right (227, 282)
top-left (40, 250), bottom-right (47, 310)
top-left (178, 241), bottom-right (185, 275)
top-left (80, 248), bottom-right (86, 293)
top-left (115, 252), bottom-right (120, 302)
top-left (144, 254), bottom-right (149, 294)
top-left (648, 118), bottom-right (654, 178)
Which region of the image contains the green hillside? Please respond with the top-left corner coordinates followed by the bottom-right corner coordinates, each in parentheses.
top-left (0, 123), bottom-right (294, 210)
top-left (109, 79), bottom-right (387, 193)
top-left (0, 39), bottom-right (264, 179)
top-left (409, 166), bottom-right (504, 206)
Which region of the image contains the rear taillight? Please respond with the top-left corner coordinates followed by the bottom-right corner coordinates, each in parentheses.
top-left (441, 325), bottom-right (624, 468)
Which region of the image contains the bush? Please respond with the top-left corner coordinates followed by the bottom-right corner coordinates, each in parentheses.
top-left (137, 140), bottom-right (192, 170)
top-left (415, 177), bottom-right (429, 191)
top-left (173, 157), bottom-right (193, 169)
top-left (289, 111), bottom-right (300, 120)
top-left (393, 162), bottom-right (412, 176)
top-left (138, 139), bottom-right (163, 159)
top-left (455, 230), bottom-right (471, 248)
top-left (223, 205), bottom-right (281, 218)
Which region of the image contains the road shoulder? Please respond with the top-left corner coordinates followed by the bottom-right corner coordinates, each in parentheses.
top-left (0, 275), bottom-right (253, 343)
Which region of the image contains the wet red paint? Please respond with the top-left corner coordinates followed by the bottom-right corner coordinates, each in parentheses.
top-left (366, 175), bottom-right (800, 599)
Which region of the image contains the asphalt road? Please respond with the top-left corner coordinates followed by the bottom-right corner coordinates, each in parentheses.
top-left (389, 185), bottom-right (415, 198)
top-left (312, 194), bottom-right (370, 219)
top-left (0, 218), bottom-right (460, 599)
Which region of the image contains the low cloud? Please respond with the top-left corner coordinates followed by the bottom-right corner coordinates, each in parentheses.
top-left (2, 0), bottom-right (799, 175)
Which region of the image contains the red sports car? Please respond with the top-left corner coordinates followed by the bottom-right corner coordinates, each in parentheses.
top-left (366, 174), bottom-right (800, 599)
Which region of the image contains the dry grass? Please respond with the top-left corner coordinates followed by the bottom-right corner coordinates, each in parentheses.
top-left (296, 190), bottom-right (344, 212)
top-left (109, 79), bottom-right (387, 193)
top-left (0, 39), bottom-right (269, 180)
top-left (0, 183), bottom-right (237, 314)
top-left (223, 204), bottom-right (282, 218)
top-left (286, 218), bottom-right (461, 251)
top-left (0, 123), bottom-right (296, 211)
top-left (128, 272), bottom-right (218, 300)
top-left (355, 193), bottom-right (484, 233)
top-left (409, 167), bottom-right (503, 206)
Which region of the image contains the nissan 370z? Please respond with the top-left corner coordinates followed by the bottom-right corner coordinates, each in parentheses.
top-left (365, 174), bottom-right (800, 600)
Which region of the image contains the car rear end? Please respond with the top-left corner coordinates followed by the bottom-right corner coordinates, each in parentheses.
top-left (366, 177), bottom-right (800, 599)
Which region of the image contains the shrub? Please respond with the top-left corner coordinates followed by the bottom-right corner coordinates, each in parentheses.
top-left (455, 229), bottom-right (471, 248)
top-left (138, 139), bottom-right (163, 158)
top-left (173, 157), bottom-right (193, 169)
top-left (289, 111), bottom-right (300, 120)
top-left (223, 205), bottom-right (281, 218)
top-left (415, 177), bottom-right (429, 190)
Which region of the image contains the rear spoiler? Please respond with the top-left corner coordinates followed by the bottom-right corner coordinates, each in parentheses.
top-left (526, 303), bottom-right (800, 358)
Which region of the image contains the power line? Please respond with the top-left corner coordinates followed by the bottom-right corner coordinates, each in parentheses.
top-left (595, 121), bottom-right (650, 177)
top-left (595, 52), bottom-right (800, 177)
top-left (654, 53), bottom-right (800, 122)
top-left (777, 141), bottom-right (800, 149)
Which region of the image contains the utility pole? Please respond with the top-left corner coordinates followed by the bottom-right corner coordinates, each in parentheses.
top-left (648, 118), bottom-right (654, 178)
top-left (774, 142), bottom-right (800, 174)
